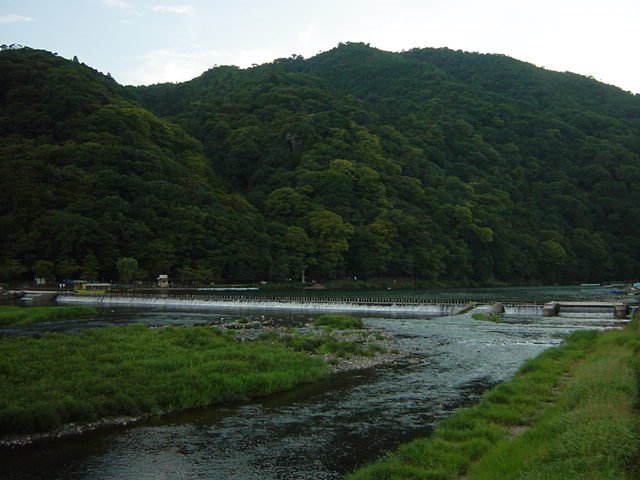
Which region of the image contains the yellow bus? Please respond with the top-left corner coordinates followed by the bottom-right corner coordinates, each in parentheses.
top-left (74, 282), bottom-right (111, 295)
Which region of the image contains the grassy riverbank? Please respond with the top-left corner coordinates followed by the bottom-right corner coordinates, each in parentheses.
top-left (348, 320), bottom-right (640, 479)
top-left (0, 305), bottom-right (97, 327)
top-left (0, 325), bottom-right (327, 435)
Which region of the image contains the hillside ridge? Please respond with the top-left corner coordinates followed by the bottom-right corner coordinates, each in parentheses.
top-left (2, 44), bottom-right (639, 284)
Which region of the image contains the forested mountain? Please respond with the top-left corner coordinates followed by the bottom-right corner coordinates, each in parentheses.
top-left (2, 43), bottom-right (640, 285)
top-left (0, 48), bottom-right (269, 283)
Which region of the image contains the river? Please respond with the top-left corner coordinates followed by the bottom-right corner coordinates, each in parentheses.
top-left (0, 286), bottom-right (630, 479)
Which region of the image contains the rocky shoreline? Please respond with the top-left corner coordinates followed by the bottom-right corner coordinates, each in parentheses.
top-left (220, 315), bottom-right (411, 374)
top-left (1, 317), bottom-right (408, 448)
top-left (0, 415), bottom-right (147, 448)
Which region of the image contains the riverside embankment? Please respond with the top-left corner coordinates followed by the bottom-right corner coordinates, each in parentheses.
top-left (348, 318), bottom-right (640, 480)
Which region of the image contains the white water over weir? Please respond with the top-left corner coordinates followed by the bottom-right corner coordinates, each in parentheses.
top-left (503, 304), bottom-right (544, 316)
top-left (57, 293), bottom-right (474, 317)
top-left (57, 294), bottom-right (633, 318)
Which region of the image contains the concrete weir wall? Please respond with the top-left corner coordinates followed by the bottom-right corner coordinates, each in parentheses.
top-left (18, 292), bottom-right (59, 306)
top-left (543, 301), bottom-right (630, 319)
top-left (55, 293), bottom-right (632, 319)
top-left (56, 294), bottom-right (474, 317)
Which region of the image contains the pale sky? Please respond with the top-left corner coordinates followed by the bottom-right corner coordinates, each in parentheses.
top-left (1, 0), bottom-right (639, 93)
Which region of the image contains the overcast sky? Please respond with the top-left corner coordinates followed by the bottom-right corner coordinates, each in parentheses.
top-left (2, 0), bottom-right (639, 93)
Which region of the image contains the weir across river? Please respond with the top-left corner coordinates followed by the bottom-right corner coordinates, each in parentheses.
top-left (541, 300), bottom-right (630, 319)
top-left (54, 292), bottom-right (635, 319)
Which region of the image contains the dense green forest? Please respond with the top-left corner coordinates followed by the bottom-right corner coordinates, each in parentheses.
top-left (1, 43), bottom-right (640, 285)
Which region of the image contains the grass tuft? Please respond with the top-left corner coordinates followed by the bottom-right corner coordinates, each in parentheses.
top-left (472, 313), bottom-right (502, 323)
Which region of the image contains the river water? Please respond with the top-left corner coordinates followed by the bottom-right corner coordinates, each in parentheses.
top-left (0, 287), bottom-right (631, 479)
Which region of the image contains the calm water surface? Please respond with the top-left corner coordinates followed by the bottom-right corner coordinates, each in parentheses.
top-left (0, 286), bottom-right (630, 479)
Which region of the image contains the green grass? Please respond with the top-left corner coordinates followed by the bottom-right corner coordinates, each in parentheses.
top-left (0, 305), bottom-right (97, 326)
top-left (347, 324), bottom-right (640, 480)
top-left (312, 314), bottom-right (364, 330)
top-left (472, 312), bottom-right (502, 323)
top-left (0, 325), bottom-right (328, 435)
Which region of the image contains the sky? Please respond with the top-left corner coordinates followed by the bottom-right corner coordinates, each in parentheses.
top-left (1, 0), bottom-right (639, 93)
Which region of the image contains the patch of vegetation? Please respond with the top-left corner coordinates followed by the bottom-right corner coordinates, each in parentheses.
top-left (291, 334), bottom-right (382, 358)
top-left (317, 337), bottom-right (379, 358)
top-left (0, 325), bottom-right (327, 435)
top-left (282, 333), bottom-right (326, 353)
top-left (472, 312), bottom-right (502, 323)
top-left (312, 315), bottom-right (363, 330)
top-left (347, 324), bottom-right (640, 479)
top-left (0, 305), bottom-right (97, 327)
top-left (258, 328), bottom-right (385, 359)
